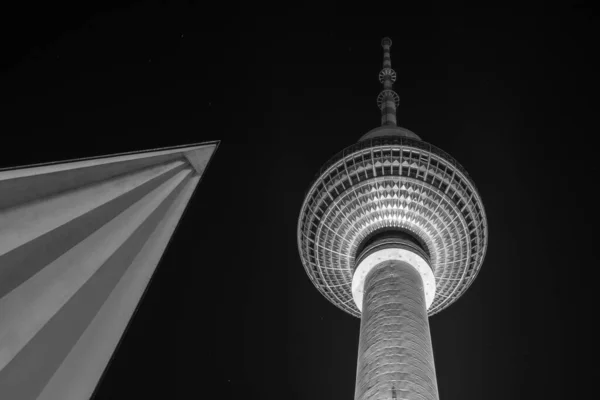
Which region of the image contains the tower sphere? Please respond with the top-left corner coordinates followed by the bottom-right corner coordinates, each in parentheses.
top-left (381, 37), bottom-right (392, 47)
top-left (297, 130), bottom-right (488, 317)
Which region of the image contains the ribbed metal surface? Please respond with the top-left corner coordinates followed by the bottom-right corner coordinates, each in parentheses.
top-left (355, 260), bottom-right (438, 400)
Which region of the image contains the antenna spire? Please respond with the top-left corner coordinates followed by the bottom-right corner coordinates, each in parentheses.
top-left (377, 37), bottom-right (399, 126)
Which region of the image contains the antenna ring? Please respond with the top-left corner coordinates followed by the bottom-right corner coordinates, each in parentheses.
top-left (377, 90), bottom-right (400, 109)
top-left (379, 68), bottom-right (397, 83)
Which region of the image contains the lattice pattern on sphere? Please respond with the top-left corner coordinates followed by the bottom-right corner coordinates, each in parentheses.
top-left (297, 136), bottom-right (488, 317)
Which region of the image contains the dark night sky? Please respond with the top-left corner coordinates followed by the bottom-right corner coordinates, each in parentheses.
top-left (0, 2), bottom-right (596, 399)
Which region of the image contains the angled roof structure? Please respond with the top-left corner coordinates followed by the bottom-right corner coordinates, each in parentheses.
top-left (0, 141), bottom-right (218, 400)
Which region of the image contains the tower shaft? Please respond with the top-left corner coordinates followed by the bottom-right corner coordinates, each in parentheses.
top-left (355, 260), bottom-right (439, 400)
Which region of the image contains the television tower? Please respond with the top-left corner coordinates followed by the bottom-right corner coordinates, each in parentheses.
top-left (297, 38), bottom-right (488, 400)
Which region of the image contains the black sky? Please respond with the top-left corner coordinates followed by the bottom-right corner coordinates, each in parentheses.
top-left (0, 2), bottom-right (596, 399)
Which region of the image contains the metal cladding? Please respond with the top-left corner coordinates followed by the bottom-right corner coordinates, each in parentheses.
top-left (297, 135), bottom-right (488, 317)
top-left (0, 142), bottom-right (218, 400)
top-left (356, 260), bottom-right (439, 400)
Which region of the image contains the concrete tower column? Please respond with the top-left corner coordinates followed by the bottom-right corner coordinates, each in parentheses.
top-left (355, 260), bottom-right (439, 400)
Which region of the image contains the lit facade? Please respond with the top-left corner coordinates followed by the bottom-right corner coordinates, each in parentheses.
top-left (298, 38), bottom-right (488, 399)
top-left (0, 142), bottom-right (218, 399)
